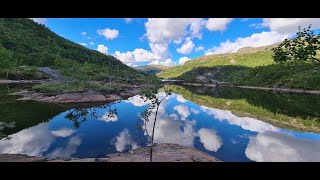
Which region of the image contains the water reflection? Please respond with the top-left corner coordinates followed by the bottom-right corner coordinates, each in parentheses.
top-left (198, 128), bottom-right (222, 152)
top-left (113, 129), bottom-right (139, 152)
top-left (245, 131), bottom-right (320, 162)
top-left (0, 123), bottom-right (54, 157)
top-left (47, 136), bottom-right (82, 159)
top-left (1, 85), bottom-right (320, 161)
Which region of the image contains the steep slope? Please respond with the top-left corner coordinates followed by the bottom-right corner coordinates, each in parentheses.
top-left (134, 64), bottom-right (169, 75)
top-left (0, 18), bottom-right (152, 83)
top-left (158, 43), bottom-right (320, 90)
top-left (158, 44), bottom-right (277, 79)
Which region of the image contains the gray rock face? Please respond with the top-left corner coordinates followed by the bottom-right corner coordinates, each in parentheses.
top-left (37, 67), bottom-right (60, 80)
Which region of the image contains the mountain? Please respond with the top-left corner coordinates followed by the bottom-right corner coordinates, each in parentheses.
top-left (134, 64), bottom-right (169, 75)
top-left (158, 43), bottom-right (320, 90)
top-left (158, 44), bottom-right (276, 79)
top-left (0, 18), bottom-right (152, 83)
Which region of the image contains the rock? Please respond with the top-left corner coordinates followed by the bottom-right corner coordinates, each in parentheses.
top-left (106, 94), bottom-right (122, 101)
top-left (0, 144), bottom-right (221, 162)
top-left (0, 154), bottom-right (47, 162)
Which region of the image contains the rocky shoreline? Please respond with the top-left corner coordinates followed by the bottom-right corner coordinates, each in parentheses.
top-left (0, 143), bottom-right (220, 162)
top-left (7, 86), bottom-right (142, 104)
top-left (181, 82), bottom-right (320, 95)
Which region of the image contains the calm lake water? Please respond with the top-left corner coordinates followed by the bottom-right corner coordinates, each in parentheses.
top-left (1, 84), bottom-right (320, 162)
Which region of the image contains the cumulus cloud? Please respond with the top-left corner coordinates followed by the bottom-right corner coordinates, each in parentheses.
top-left (261, 18), bottom-right (320, 34)
top-left (114, 129), bottom-right (139, 152)
top-left (47, 136), bottom-right (82, 159)
top-left (245, 131), bottom-right (320, 162)
top-left (173, 104), bottom-right (190, 120)
top-left (97, 44), bottom-right (108, 54)
top-left (90, 42), bottom-right (94, 45)
top-left (195, 46), bottom-right (204, 52)
top-left (81, 32), bottom-right (87, 36)
top-left (178, 57), bottom-right (191, 65)
top-left (124, 18), bottom-right (133, 23)
top-left (205, 18), bottom-right (233, 31)
top-left (31, 18), bottom-right (47, 26)
top-left (98, 112), bottom-right (118, 123)
top-left (51, 128), bottom-right (75, 138)
top-left (177, 38), bottom-right (195, 54)
top-left (189, 18), bottom-right (207, 39)
top-left (144, 18), bottom-right (191, 44)
top-left (198, 128), bottom-right (223, 152)
top-left (79, 42), bottom-right (87, 46)
top-left (205, 31), bottom-right (289, 55)
top-left (115, 48), bottom-right (160, 64)
top-left (149, 43), bottom-right (169, 60)
top-left (201, 106), bottom-right (277, 133)
top-left (149, 58), bottom-right (176, 66)
top-left (97, 28), bottom-right (119, 40)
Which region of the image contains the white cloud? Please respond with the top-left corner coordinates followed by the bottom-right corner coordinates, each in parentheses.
top-left (191, 108), bottom-right (200, 114)
top-left (145, 18), bottom-right (191, 44)
top-left (176, 94), bottom-right (188, 103)
top-left (178, 57), bottom-right (191, 65)
top-left (90, 42), bottom-right (94, 45)
top-left (126, 95), bottom-right (150, 107)
top-left (97, 44), bottom-right (108, 54)
top-left (261, 18), bottom-right (320, 34)
top-left (114, 51), bottom-right (134, 63)
top-left (177, 38), bottom-right (195, 54)
top-left (31, 18), bottom-right (47, 26)
top-left (245, 131), bottom-right (320, 162)
top-left (97, 28), bottom-right (119, 40)
top-left (198, 128), bottom-right (223, 152)
top-left (81, 32), bottom-right (87, 36)
top-left (205, 31), bottom-right (289, 55)
top-left (98, 112), bottom-right (118, 123)
top-left (195, 46), bottom-right (204, 52)
top-left (115, 48), bottom-right (160, 64)
top-left (47, 136), bottom-right (82, 159)
top-left (124, 18), bottom-right (133, 23)
top-left (149, 43), bottom-right (168, 60)
top-left (0, 123), bottom-right (54, 157)
top-left (205, 18), bottom-right (233, 31)
top-left (201, 106), bottom-right (277, 133)
top-left (173, 104), bottom-right (190, 120)
top-left (149, 58), bottom-right (176, 67)
top-left (189, 18), bottom-right (207, 39)
top-left (51, 128), bottom-right (75, 138)
top-left (79, 42), bottom-right (87, 46)
top-left (114, 129), bottom-right (139, 152)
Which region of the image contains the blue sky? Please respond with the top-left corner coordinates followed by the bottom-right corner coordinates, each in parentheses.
top-left (32, 18), bottom-right (320, 67)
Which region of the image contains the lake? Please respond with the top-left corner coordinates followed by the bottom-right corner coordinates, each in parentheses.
top-left (1, 84), bottom-right (320, 162)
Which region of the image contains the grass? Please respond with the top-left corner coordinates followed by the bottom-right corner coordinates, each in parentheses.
top-left (158, 43), bottom-right (320, 90)
top-left (0, 66), bottom-right (50, 80)
top-left (157, 50), bottom-right (274, 79)
top-left (167, 85), bottom-right (320, 132)
top-left (32, 81), bottom-right (124, 95)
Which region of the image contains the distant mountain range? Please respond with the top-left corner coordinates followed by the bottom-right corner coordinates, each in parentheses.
top-left (134, 64), bottom-right (169, 75)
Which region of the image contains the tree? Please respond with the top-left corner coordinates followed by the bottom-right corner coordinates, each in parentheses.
top-left (272, 25), bottom-right (320, 63)
top-left (139, 87), bottom-right (172, 162)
